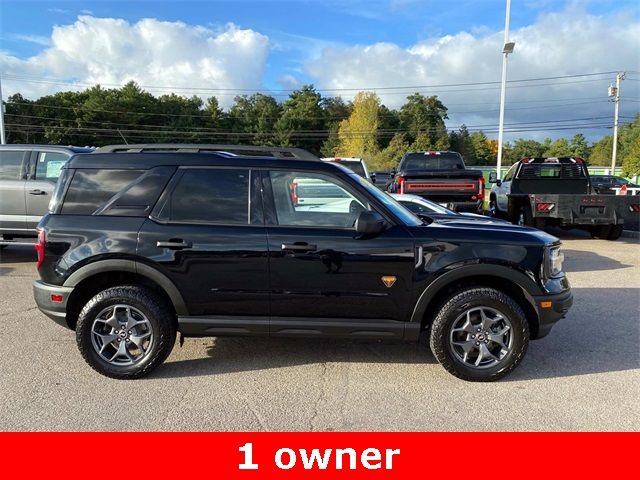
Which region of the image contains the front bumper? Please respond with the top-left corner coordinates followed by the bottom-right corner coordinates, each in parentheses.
top-left (33, 280), bottom-right (74, 329)
top-left (532, 288), bottom-right (573, 338)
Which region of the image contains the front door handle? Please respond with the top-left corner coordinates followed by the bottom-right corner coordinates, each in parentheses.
top-left (29, 189), bottom-right (46, 195)
top-left (281, 242), bottom-right (317, 252)
top-left (157, 239), bottom-right (192, 250)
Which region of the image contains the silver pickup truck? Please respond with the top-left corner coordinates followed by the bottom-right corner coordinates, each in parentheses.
top-left (0, 144), bottom-right (94, 247)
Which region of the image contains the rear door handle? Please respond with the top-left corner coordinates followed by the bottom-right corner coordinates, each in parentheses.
top-left (281, 242), bottom-right (317, 252)
top-left (157, 239), bottom-right (192, 250)
top-left (29, 189), bottom-right (46, 195)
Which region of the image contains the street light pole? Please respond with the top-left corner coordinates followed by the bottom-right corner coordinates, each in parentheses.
top-left (0, 71), bottom-right (6, 144)
top-left (496, 0), bottom-right (513, 179)
top-left (610, 72), bottom-right (625, 173)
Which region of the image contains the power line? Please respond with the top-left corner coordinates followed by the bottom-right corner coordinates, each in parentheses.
top-left (1, 70), bottom-right (620, 93)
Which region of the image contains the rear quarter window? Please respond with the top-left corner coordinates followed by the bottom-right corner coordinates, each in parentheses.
top-left (62, 169), bottom-right (144, 215)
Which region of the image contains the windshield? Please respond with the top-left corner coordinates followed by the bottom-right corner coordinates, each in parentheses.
top-left (409, 197), bottom-right (453, 215)
top-left (402, 153), bottom-right (464, 170)
top-left (337, 161), bottom-right (366, 177)
top-left (349, 173), bottom-right (422, 226)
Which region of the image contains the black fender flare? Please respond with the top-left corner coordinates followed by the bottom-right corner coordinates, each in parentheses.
top-left (410, 263), bottom-right (542, 323)
top-left (63, 259), bottom-right (188, 315)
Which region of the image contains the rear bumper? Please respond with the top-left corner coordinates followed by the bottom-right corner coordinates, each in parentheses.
top-left (33, 280), bottom-right (74, 329)
top-left (532, 288), bottom-right (573, 339)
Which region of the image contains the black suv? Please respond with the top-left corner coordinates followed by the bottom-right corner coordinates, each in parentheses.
top-left (33, 146), bottom-right (572, 381)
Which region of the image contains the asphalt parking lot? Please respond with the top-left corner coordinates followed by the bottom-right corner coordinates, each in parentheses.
top-left (0, 230), bottom-right (638, 431)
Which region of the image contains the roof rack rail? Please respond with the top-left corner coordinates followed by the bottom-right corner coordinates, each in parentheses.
top-left (95, 144), bottom-right (320, 160)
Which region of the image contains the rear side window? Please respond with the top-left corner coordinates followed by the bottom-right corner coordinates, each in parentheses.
top-left (62, 169), bottom-right (144, 214)
top-left (35, 152), bottom-right (69, 181)
top-left (0, 151), bottom-right (25, 180)
top-left (165, 168), bottom-right (250, 224)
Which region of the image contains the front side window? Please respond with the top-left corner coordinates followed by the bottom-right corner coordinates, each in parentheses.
top-left (35, 152), bottom-right (69, 181)
top-left (268, 171), bottom-right (368, 228)
top-left (0, 151), bottom-right (25, 180)
top-left (167, 168), bottom-right (250, 224)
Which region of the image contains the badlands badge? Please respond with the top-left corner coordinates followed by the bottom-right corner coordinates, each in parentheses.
top-left (381, 275), bottom-right (397, 288)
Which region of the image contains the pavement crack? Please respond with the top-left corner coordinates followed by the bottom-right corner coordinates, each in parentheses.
top-left (243, 396), bottom-right (269, 431)
top-left (309, 361), bottom-right (329, 431)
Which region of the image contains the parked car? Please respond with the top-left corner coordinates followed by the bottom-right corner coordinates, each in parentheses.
top-left (371, 171), bottom-right (392, 189)
top-left (591, 175), bottom-right (639, 195)
top-left (34, 145), bottom-right (572, 382)
top-left (321, 157), bottom-right (370, 179)
top-left (390, 193), bottom-right (509, 225)
top-left (387, 151), bottom-right (485, 213)
top-left (0, 144), bottom-right (94, 247)
top-left (489, 157), bottom-right (640, 240)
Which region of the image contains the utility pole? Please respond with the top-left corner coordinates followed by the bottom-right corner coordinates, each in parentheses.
top-left (496, 0), bottom-right (514, 179)
top-left (609, 72), bottom-right (625, 173)
top-left (0, 71), bottom-right (5, 144)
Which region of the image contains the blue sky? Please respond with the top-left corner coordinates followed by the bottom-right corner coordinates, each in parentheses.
top-left (2, 0), bottom-right (638, 89)
top-left (1, 0), bottom-right (638, 139)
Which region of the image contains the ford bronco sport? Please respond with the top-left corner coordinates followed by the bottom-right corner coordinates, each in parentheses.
top-left (33, 145), bottom-right (572, 381)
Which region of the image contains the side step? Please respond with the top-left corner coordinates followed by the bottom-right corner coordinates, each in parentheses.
top-left (178, 315), bottom-right (420, 340)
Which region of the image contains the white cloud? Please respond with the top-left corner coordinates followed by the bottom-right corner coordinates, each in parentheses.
top-left (305, 6), bottom-right (640, 139)
top-left (0, 16), bottom-right (270, 107)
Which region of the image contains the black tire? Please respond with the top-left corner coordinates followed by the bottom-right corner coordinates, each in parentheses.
top-left (514, 205), bottom-right (545, 230)
top-left (488, 196), bottom-right (499, 218)
top-left (429, 287), bottom-right (529, 382)
top-left (76, 285), bottom-right (176, 379)
top-left (607, 224), bottom-right (623, 241)
top-left (513, 205), bottom-right (533, 227)
top-left (590, 225), bottom-right (612, 239)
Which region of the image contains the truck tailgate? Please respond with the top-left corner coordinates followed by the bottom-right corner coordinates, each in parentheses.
top-left (528, 194), bottom-right (640, 226)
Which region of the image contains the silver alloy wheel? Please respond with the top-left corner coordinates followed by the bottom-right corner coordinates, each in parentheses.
top-left (449, 306), bottom-right (513, 369)
top-left (91, 304), bottom-right (154, 366)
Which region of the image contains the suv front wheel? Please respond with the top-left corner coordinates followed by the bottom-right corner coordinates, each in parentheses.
top-left (76, 286), bottom-right (177, 379)
top-left (429, 287), bottom-right (529, 381)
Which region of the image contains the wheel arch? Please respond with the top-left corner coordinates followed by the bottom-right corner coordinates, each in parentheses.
top-left (63, 260), bottom-right (187, 330)
top-left (411, 265), bottom-right (542, 339)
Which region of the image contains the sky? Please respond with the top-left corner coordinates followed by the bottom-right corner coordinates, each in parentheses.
top-left (0, 0), bottom-right (639, 140)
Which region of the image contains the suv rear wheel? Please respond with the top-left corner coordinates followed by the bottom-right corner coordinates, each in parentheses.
top-left (429, 287), bottom-right (529, 382)
top-left (76, 285), bottom-right (176, 379)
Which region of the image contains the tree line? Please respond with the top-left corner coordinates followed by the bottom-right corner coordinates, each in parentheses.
top-left (5, 81), bottom-right (639, 175)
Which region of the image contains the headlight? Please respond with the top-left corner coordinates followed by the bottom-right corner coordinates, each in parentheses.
top-left (545, 246), bottom-right (564, 278)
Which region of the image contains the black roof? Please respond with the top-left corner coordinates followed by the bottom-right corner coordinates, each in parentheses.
top-left (66, 152), bottom-right (342, 172)
top-left (0, 144), bottom-right (95, 153)
top-left (95, 144), bottom-right (319, 160)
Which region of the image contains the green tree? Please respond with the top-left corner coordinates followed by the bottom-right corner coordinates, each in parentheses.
top-left (543, 138), bottom-right (572, 157)
top-left (449, 125), bottom-right (474, 163)
top-left (469, 131), bottom-right (494, 165)
top-left (589, 136), bottom-right (613, 165)
top-left (369, 133), bottom-right (409, 171)
top-left (228, 93), bottom-right (281, 145)
top-left (570, 133), bottom-right (590, 160)
top-left (320, 96), bottom-right (351, 157)
top-left (399, 93), bottom-right (448, 147)
top-left (274, 85), bottom-right (324, 154)
top-left (510, 138), bottom-right (545, 161)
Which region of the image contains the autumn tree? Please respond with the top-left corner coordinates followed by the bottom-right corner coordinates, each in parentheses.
top-left (336, 91), bottom-right (380, 158)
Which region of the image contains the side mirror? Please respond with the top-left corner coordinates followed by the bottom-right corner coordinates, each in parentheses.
top-left (370, 173), bottom-right (376, 182)
top-left (488, 172), bottom-right (497, 183)
top-left (355, 211), bottom-right (386, 235)
top-left (390, 168), bottom-right (397, 176)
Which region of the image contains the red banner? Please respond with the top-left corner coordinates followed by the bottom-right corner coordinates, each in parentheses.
top-left (1, 432), bottom-right (636, 478)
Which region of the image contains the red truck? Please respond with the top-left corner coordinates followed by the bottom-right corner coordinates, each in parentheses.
top-left (387, 151), bottom-right (485, 213)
